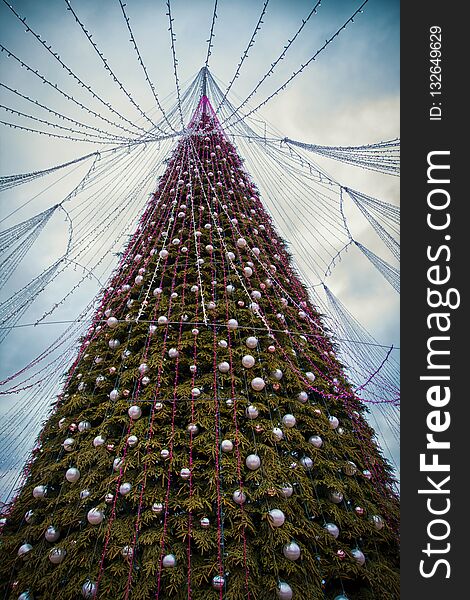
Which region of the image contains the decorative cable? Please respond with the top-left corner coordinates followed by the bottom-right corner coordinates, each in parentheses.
top-left (204, 0), bottom-right (218, 69)
top-left (354, 241), bottom-right (400, 293)
top-left (165, 0), bottom-right (185, 129)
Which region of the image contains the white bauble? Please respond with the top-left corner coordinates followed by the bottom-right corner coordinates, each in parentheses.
top-left (152, 502), bottom-right (164, 514)
top-left (245, 454), bottom-right (261, 470)
top-left (242, 355), bottom-right (255, 368)
top-left (49, 547), bottom-right (66, 564)
top-left (162, 554), bottom-right (176, 568)
top-left (218, 339), bottom-right (228, 348)
top-left (127, 435), bottom-right (138, 447)
top-left (200, 517), bottom-right (210, 528)
top-left (212, 575), bottom-right (225, 590)
top-left (109, 389), bottom-right (119, 401)
top-left (328, 490), bottom-right (344, 504)
top-left (81, 580), bottom-right (97, 598)
top-left (282, 414), bottom-right (296, 428)
top-left (308, 435), bottom-right (323, 448)
top-left (280, 484), bottom-right (293, 498)
top-left (108, 339), bottom-right (120, 350)
top-left (191, 387), bottom-right (201, 397)
top-left (159, 249), bottom-right (169, 259)
top-left (79, 489), bottom-right (90, 500)
top-left (106, 317), bottom-right (118, 329)
top-left (168, 348), bottom-right (179, 358)
top-left (245, 336), bottom-right (258, 349)
top-left (272, 369), bottom-right (283, 381)
top-left (232, 490), bottom-right (246, 505)
top-left (283, 541), bottom-right (301, 561)
top-left (300, 456), bottom-right (314, 470)
top-left (113, 457), bottom-right (124, 471)
top-left (305, 371), bottom-right (316, 382)
top-left (128, 405), bottom-right (142, 420)
top-left (371, 515), bottom-right (384, 530)
top-left (17, 543), bottom-right (33, 559)
top-left (121, 545), bottom-right (134, 559)
top-left (329, 416), bottom-right (339, 429)
top-left (153, 287), bottom-right (163, 296)
top-left (160, 449), bottom-right (170, 459)
top-left (352, 548), bottom-right (366, 566)
top-left (226, 284), bottom-right (235, 294)
top-left (157, 315), bottom-right (168, 325)
top-left (63, 438), bottom-right (75, 452)
top-left (237, 238), bottom-right (247, 248)
top-left (226, 251), bottom-right (235, 261)
top-left (65, 467), bottom-right (80, 483)
top-left (227, 318), bottom-right (238, 330)
top-left (298, 391), bottom-right (308, 403)
top-left (119, 482), bottom-right (132, 496)
top-left (243, 267), bottom-right (253, 277)
top-left (251, 290), bottom-right (262, 300)
top-left (180, 468), bottom-right (191, 479)
top-left (277, 582), bottom-right (293, 600)
top-left (268, 509), bottom-right (285, 527)
top-left (218, 361), bottom-right (230, 373)
top-left (138, 363), bottom-right (149, 374)
top-left (87, 508), bottom-right (105, 525)
top-left (78, 421), bottom-right (91, 432)
top-left (251, 377), bottom-right (265, 391)
top-left (221, 439), bottom-right (234, 452)
top-left (245, 405), bottom-right (259, 419)
top-left (187, 423), bottom-right (199, 435)
top-left (141, 376), bottom-right (150, 386)
top-left (45, 525), bottom-right (60, 542)
top-left (272, 427), bottom-right (284, 441)
top-left (24, 510), bottom-right (35, 523)
top-left (324, 522), bottom-right (340, 538)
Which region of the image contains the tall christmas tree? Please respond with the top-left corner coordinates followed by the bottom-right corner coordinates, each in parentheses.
top-left (0, 95), bottom-right (399, 600)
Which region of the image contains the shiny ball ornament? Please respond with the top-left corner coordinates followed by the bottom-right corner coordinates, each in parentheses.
top-left (109, 389), bottom-right (120, 401)
top-left (282, 414), bottom-right (296, 428)
top-left (237, 238), bottom-right (247, 248)
top-left (277, 581), bottom-right (293, 600)
top-left (280, 484), bottom-right (293, 498)
top-left (245, 336), bottom-right (258, 349)
top-left (355, 506), bottom-right (365, 516)
top-left (227, 318), bottom-right (238, 330)
top-left (105, 493), bottom-right (114, 504)
top-left (334, 596), bottom-right (349, 600)
top-left (305, 371), bottom-right (316, 382)
top-left (300, 456), bottom-right (314, 470)
top-left (251, 377), bottom-right (265, 391)
top-left (58, 417), bottom-right (66, 429)
top-left (127, 435), bottom-right (138, 447)
top-left (242, 355), bottom-right (255, 368)
top-left (352, 548), bottom-right (366, 566)
top-left (63, 438), bottom-right (75, 452)
top-left (65, 467), bottom-right (80, 483)
top-left (329, 416), bottom-right (339, 429)
top-left (134, 275), bottom-right (144, 286)
top-left (17, 591), bottom-right (33, 600)
top-left (328, 490), bottom-right (344, 504)
top-left (226, 399), bottom-right (234, 407)
top-left (79, 489), bottom-right (90, 500)
top-left (155, 402), bottom-right (164, 411)
top-left (159, 249), bottom-right (169, 259)
top-left (212, 575), bottom-right (225, 590)
top-left (128, 406), bottom-right (142, 420)
top-left (168, 348), bottom-right (179, 359)
top-left (200, 517), bottom-right (210, 528)
top-left (153, 287), bottom-right (163, 297)
top-left (49, 547), bottom-right (66, 564)
top-left (191, 285), bottom-right (198, 293)
top-left (243, 266), bottom-right (253, 277)
top-left (245, 454), bottom-right (261, 470)
top-left (121, 545), bottom-right (134, 559)
top-left (187, 423), bottom-right (199, 435)
top-left (81, 580), bottom-right (97, 598)
top-left (309, 435), bottom-right (323, 448)
top-left (324, 522), bottom-right (340, 538)
top-left (226, 284), bottom-right (235, 294)
top-left (152, 503), bottom-right (164, 514)
top-left (78, 421), bottom-right (91, 433)
top-left (371, 515), bottom-right (384, 530)
top-left (268, 509), bottom-right (285, 527)
top-left (233, 490), bottom-right (246, 505)
top-left (149, 324), bottom-right (157, 335)
top-left (93, 435), bottom-right (105, 448)
top-left (45, 525), bottom-right (60, 542)
top-left (141, 376), bottom-right (150, 386)
top-left (191, 328), bottom-right (199, 336)
top-left (336, 549), bottom-right (346, 560)
top-left (363, 469), bottom-right (372, 480)
top-left (109, 339), bottom-right (121, 350)
top-left (157, 315), bottom-right (168, 325)
top-left (191, 387), bottom-right (201, 397)
top-left (218, 339), bottom-right (228, 349)
top-left (272, 427), bottom-right (284, 441)
top-left (218, 361), bottom-right (230, 373)
top-left (119, 482), bottom-right (132, 496)
top-left (343, 461), bottom-right (357, 476)
top-left (298, 391), bottom-right (308, 403)
top-left (221, 439), bottom-right (234, 452)
top-left (252, 246), bottom-right (260, 256)
top-left (180, 468), bottom-right (191, 479)
top-left (251, 290), bottom-right (262, 300)
top-left (138, 363), bottom-right (149, 375)
top-left (226, 251), bottom-right (235, 261)
top-left (272, 369), bottom-right (283, 381)
top-left (107, 317), bottom-right (118, 329)
top-left (161, 449), bottom-right (170, 459)
top-left (189, 365), bottom-right (197, 374)
top-left (246, 405), bottom-right (259, 419)
top-left (283, 541), bottom-right (301, 561)
top-left (24, 510), bottom-right (35, 523)
top-left (162, 554), bottom-right (176, 568)
top-left (17, 544), bottom-right (33, 559)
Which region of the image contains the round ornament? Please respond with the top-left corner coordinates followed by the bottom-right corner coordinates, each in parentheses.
top-left (280, 484), bottom-right (293, 498)
top-left (187, 423), bottom-right (199, 435)
top-left (242, 355), bottom-right (255, 368)
top-left (283, 541), bottom-right (301, 561)
top-left (24, 510), bottom-right (35, 523)
top-left (218, 339), bottom-right (228, 348)
top-left (268, 509), bottom-right (285, 527)
top-left (218, 361), bottom-right (230, 373)
top-left (121, 545), bottom-right (134, 559)
top-left (127, 435), bottom-right (138, 447)
top-left (245, 336), bottom-right (258, 349)
top-left (277, 581), bottom-right (293, 600)
top-left (324, 522), bottom-right (340, 538)
top-left (191, 387), bottom-right (201, 397)
top-left (141, 376), bottom-right (150, 386)
top-left (297, 391), bottom-right (308, 403)
top-left (245, 454), bottom-right (261, 470)
top-left (371, 515), bottom-right (384, 530)
top-left (272, 369), bottom-right (283, 381)
top-left (200, 517), bottom-right (210, 528)
top-left (246, 405), bottom-right (259, 419)
top-left (32, 485), bottom-right (46, 499)
top-left (128, 405), bottom-right (142, 420)
top-left (79, 489), bottom-right (90, 500)
top-left (282, 414), bottom-right (296, 428)
top-left (168, 348), bottom-right (179, 359)
top-left (180, 468), bottom-right (191, 479)
top-left (17, 544), bottom-right (33, 559)
top-left (63, 438), bottom-right (75, 452)
top-left (106, 317), bottom-right (118, 329)
top-left (212, 575), bottom-right (225, 590)
top-left (78, 421), bottom-right (91, 433)
top-left (272, 427), bottom-right (284, 441)
top-left (138, 363), bottom-right (149, 374)
top-left (119, 482), bottom-right (132, 496)
top-left (334, 596), bottom-right (349, 600)
top-left (352, 548), bottom-right (366, 566)
top-left (251, 377), bottom-right (265, 391)
top-left (109, 389), bottom-right (120, 401)
top-left (343, 461), bottom-right (357, 476)
top-left (162, 554), bottom-right (176, 568)
top-left (329, 416), bottom-right (339, 429)
top-left (65, 467), bottom-right (80, 483)
top-left (49, 547), bottom-right (66, 564)
top-left (233, 490), bottom-right (246, 505)
top-left (328, 490), bottom-right (344, 504)
top-left (152, 503), bottom-right (164, 514)
top-left (227, 319), bottom-right (238, 330)
top-left (308, 435), bottom-right (323, 448)
top-left (221, 439), bottom-right (234, 452)
top-left (45, 525), bottom-right (60, 542)
top-left (87, 508), bottom-right (104, 525)
top-left (300, 456), bottom-right (314, 470)
top-left (81, 580), bottom-right (97, 598)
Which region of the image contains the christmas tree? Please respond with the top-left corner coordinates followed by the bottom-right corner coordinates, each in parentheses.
top-left (0, 95), bottom-right (399, 600)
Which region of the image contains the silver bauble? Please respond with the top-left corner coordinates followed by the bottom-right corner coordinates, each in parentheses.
top-left (351, 548), bottom-right (366, 566)
top-left (162, 554), bottom-right (176, 568)
top-left (81, 580), bottom-right (97, 598)
top-left (65, 467), bottom-right (80, 483)
top-left (233, 490), bottom-right (246, 505)
top-left (280, 484), bottom-right (293, 498)
top-left (63, 438), bottom-right (75, 452)
top-left (242, 355), bottom-right (255, 368)
top-left (297, 391), bottom-right (308, 403)
top-left (24, 510), bottom-right (35, 524)
top-left (108, 339), bottom-right (120, 350)
top-left (251, 377), bottom-right (265, 391)
top-left (106, 316), bottom-right (118, 328)
top-left (157, 315), bottom-right (168, 325)
top-left (138, 363), bottom-right (149, 374)
top-left (17, 543), bottom-right (33, 558)
top-left (324, 522), bottom-right (340, 538)
top-left (141, 376), bottom-right (150, 386)
top-left (152, 502), bottom-right (164, 514)
top-left (343, 461), bottom-right (357, 476)
top-left (227, 318), bottom-right (238, 330)
top-left (161, 449), bottom-right (170, 459)
top-left (245, 336), bottom-right (258, 349)
top-left (200, 517), bottom-right (210, 528)
top-left (168, 348), bottom-right (179, 358)
top-left (87, 508), bottom-right (104, 525)
top-left (128, 405), bottom-right (142, 420)
top-left (273, 369), bottom-right (284, 381)
top-left (49, 547), bottom-right (66, 564)
top-left (245, 454), bottom-right (261, 470)
top-left (305, 371), bottom-right (316, 382)
top-left (187, 423), bottom-right (199, 435)
top-left (78, 421), bottom-right (91, 433)
top-left (191, 387), bottom-right (201, 397)
top-left (308, 435), bottom-right (323, 448)
top-left (221, 439), bottom-right (234, 452)
top-left (272, 427), bottom-right (284, 441)
top-left (246, 405), bottom-right (259, 419)
top-left (282, 414), bottom-right (296, 428)
top-left (218, 339), bottom-right (228, 348)
top-left (371, 515), bottom-right (384, 530)
top-left (283, 541), bottom-right (301, 561)
top-left (119, 482), bottom-right (132, 495)
top-left (121, 545), bottom-right (134, 559)
top-left (109, 389), bottom-right (120, 401)
top-left (105, 493), bottom-right (114, 504)
top-left (218, 361), bottom-right (230, 373)
top-left (300, 456), bottom-right (314, 470)
top-left (45, 525), bottom-right (60, 542)
top-left (328, 490), bottom-right (344, 504)
top-left (113, 457), bottom-right (124, 471)
top-left (32, 485), bottom-right (46, 499)
top-left (277, 581), bottom-right (293, 600)
top-left (212, 575), bottom-right (225, 590)
top-left (329, 415), bottom-right (339, 429)
top-left (127, 435), bottom-right (138, 447)
top-left (268, 509), bottom-right (285, 527)
top-left (180, 468), bottom-right (191, 479)
top-left (79, 489), bottom-right (90, 500)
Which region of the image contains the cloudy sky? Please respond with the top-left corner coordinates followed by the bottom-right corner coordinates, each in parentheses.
top-left (0, 0), bottom-right (400, 494)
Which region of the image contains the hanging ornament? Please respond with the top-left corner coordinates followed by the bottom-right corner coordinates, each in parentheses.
top-left (200, 517), bottom-right (210, 528)
top-left (189, 365), bottom-right (197, 374)
top-left (334, 596), bottom-right (349, 600)
top-left (17, 543), bottom-right (33, 559)
top-left (191, 387), bottom-right (201, 397)
top-left (152, 503), bottom-right (164, 514)
top-left (371, 515), bottom-right (384, 530)
top-left (24, 510), bottom-right (35, 523)
top-left (272, 369), bottom-right (283, 381)
top-left (168, 348), bottom-right (179, 359)
top-left (245, 336), bottom-right (258, 349)
top-left (58, 417), bottom-right (66, 429)
top-left (65, 468), bottom-right (80, 483)
top-left (282, 414), bottom-right (296, 428)
top-left (343, 461), bottom-right (357, 476)
top-left (268, 509), bottom-right (285, 527)
top-left (251, 377), bottom-right (265, 391)
top-left (78, 421), bottom-right (91, 433)
top-left (63, 438), bottom-right (75, 452)
top-left (232, 490), bottom-right (246, 505)
top-left (297, 391), bottom-right (308, 403)
top-left (192, 328), bottom-right (199, 336)
top-left (161, 449), bottom-right (170, 459)
top-left (138, 363), bottom-right (149, 375)
top-left (352, 548), bottom-right (366, 565)
top-left (109, 339), bottom-right (121, 350)
top-left (328, 490), bottom-right (344, 504)
top-left (87, 508), bottom-right (104, 525)
top-left (251, 290), bottom-right (262, 300)
top-left (49, 547), bottom-right (66, 564)
top-left (128, 406), bottom-right (142, 420)
top-left (162, 554), bottom-right (176, 568)
top-left (277, 581), bottom-right (293, 599)
top-left (245, 454), bottom-right (261, 470)
top-left (45, 525), bottom-right (60, 542)
top-left (180, 468), bottom-right (191, 479)
top-left (329, 416), bottom-right (339, 429)
top-left (246, 405), bottom-right (259, 419)
top-left (127, 435), bottom-right (138, 447)
top-left (149, 324), bottom-right (157, 335)
top-left (280, 484), bottom-right (293, 498)
top-left (226, 284), bottom-right (235, 294)
top-left (121, 545), bottom-right (134, 560)
top-left (18, 591), bottom-right (33, 600)
top-left (113, 457), bottom-right (124, 471)
top-left (272, 427), bottom-right (284, 441)
top-left (336, 549), bottom-right (346, 560)
top-left (159, 249), bottom-right (169, 259)
top-left (191, 285), bottom-right (198, 293)
top-left (79, 489), bottom-right (90, 500)
top-left (300, 456), bottom-right (314, 470)
top-left (105, 493), bottom-right (114, 504)
top-left (308, 435), bottom-right (323, 448)
top-left (237, 238), bottom-right (247, 248)
top-left (81, 580), bottom-right (98, 599)
top-left (355, 506), bottom-right (365, 516)
top-left (305, 371), bottom-right (316, 382)
top-left (218, 339), bottom-right (228, 348)
top-left (363, 469), bottom-right (372, 480)
top-left (226, 399), bottom-right (234, 407)
top-left (109, 389), bottom-right (120, 401)
top-left (153, 287), bottom-right (163, 297)
top-left (227, 318), bottom-right (238, 330)
top-left (106, 317), bottom-right (118, 329)
top-left (324, 522), bottom-right (340, 538)
top-left (158, 316), bottom-right (168, 325)
top-left (283, 541), bottom-right (301, 561)
top-left (119, 482), bottom-right (132, 496)
top-left (141, 376), bottom-right (150, 386)
top-left (155, 402), bottom-right (164, 411)
top-left (187, 423), bottom-right (199, 435)
top-left (218, 361), bottom-right (230, 373)
top-left (221, 439), bottom-right (234, 452)
top-left (241, 355), bottom-right (255, 368)
top-left (212, 575), bottom-right (225, 590)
